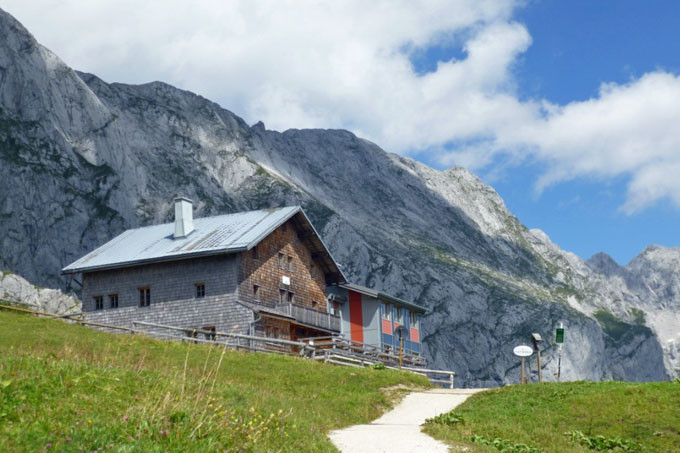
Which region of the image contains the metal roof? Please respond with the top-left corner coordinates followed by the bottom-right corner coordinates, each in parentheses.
top-left (339, 283), bottom-right (427, 313)
top-left (62, 206), bottom-right (345, 277)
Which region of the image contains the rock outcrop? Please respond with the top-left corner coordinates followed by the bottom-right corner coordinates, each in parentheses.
top-left (0, 271), bottom-right (81, 315)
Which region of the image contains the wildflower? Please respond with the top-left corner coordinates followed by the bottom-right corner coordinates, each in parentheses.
top-left (88, 419), bottom-right (93, 424)
top-left (45, 443), bottom-right (52, 448)
top-left (65, 437), bottom-right (72, 442)
top-left (122, 416), bottom-right (128, 422)
top-left (10, 371), bottom-right (16, 376)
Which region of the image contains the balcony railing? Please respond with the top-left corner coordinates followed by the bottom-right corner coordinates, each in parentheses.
top-left (274, 303), bottom-right (341, 332)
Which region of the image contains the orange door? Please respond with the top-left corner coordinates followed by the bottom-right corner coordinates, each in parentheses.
top-left (349, 290), bottom-right (364, 343)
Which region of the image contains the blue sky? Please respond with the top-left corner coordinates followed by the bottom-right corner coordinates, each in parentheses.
top-left (487, 0), bottom-right (680, 264)
top-left (4, 0), bottom-right (680, 264)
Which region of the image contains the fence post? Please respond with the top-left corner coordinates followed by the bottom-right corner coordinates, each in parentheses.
top-left (449, 373), bottom-right (454, 389)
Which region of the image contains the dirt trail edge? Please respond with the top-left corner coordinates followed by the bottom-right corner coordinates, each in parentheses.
top-left (329, 388), bottom-right (487, 453)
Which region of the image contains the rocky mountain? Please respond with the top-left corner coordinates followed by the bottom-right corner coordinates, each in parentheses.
top-left (0, 8), bottom-right (677, 384)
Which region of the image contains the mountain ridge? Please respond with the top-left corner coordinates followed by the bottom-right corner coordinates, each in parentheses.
top-left (0, 7), bottom-right (677, 384)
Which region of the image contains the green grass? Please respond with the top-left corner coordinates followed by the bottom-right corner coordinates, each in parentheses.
top-left (593, 310), bottom-right (634, 341)
top-left (424, 381), bottom-right (680, 452)
top-left (0, 310), bottom-right (428, 452)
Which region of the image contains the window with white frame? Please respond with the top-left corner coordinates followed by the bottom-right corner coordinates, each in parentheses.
top-left (409, 311), bottom-right (419, 328)
top-left (381, 301), bottom-right (391, 320)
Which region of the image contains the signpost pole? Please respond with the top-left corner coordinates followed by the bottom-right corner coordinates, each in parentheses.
top-left (557, 346), bottom-right (562, 382)
top-left (513, 345), bottom-right (532, 384)
top-left (556, 322), bottom-right (564, 382)
top-left (531, 333), bottom-right (543, 383)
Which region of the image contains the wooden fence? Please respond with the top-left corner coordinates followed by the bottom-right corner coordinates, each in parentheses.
top-left (0, 303), bottom-right (455, 387)
top-left (301, 336), bottom-right (428, 367)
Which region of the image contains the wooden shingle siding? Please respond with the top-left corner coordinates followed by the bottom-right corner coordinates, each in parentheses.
top-left (80, 254), bottom-right (249, 335)
top-left (84, 294), bottom-right (253, 337)
top-left (238, 220), bottom-right (327, 311)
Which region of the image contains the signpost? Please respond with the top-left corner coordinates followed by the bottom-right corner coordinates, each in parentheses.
top-left (513, 345), bottom-right (533, 384)
top-left (555, 323), bottom-right (565, 382)
top-left (531, 333), bottom-right (543, 382)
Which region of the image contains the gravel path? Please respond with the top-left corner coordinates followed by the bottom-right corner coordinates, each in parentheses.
top-left (329, 388), bottom-right (486, 453)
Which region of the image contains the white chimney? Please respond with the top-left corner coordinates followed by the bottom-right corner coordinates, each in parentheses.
top-left (174, 197), bottom-right (194, 238)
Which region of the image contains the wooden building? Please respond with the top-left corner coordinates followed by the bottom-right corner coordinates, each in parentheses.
top-left (62, 199), bottom-right (346, 341)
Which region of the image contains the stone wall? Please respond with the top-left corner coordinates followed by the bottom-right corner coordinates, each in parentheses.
top-left (238, 219), bottom-right (328, 311)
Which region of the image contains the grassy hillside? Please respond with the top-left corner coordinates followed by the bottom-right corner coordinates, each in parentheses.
top-left (424, 380), bottom-right (680, 452)
top-left (0, 310), bottom-right (428, 452)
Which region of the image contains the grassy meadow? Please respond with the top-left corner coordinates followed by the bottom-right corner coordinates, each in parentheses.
top-left (0, 309), bottom-right (428, 452)
top-left (424, 380), bottom-right (680, 452)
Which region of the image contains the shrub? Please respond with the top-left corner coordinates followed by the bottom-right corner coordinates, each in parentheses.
top-left (564, 430), bottom-right (643, 451)
top-left (426, 410), bottom-right (464, 426)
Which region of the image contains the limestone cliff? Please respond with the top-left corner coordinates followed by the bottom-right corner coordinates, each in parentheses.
top-left (0, 8), bottom-right (676, 384)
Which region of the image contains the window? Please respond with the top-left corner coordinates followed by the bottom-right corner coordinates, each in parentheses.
top-left (265, 325), bottom-right (281, 339)
top-left (279, 288), bottom-right (286, 304)
top-left (251, 246), bottom-right (259, 260)
top-left (94, 296), bottom-right (103, 310)
top-left (278, 253), bottom-right (286, 269)
top-left (253, 284), bottom-right (260, 300)
top-left (287, 256), bottom-right (293, 272)
top-left (310, 262), bottom-right (316, 279)
top-left (382, 302), bottom-right (391, 320)
top-left (139, 287), bottom-right (151, 307)
top-left (312, 300), bottom-right (319, 309)
top-left (195, 283), bottom-right (205, 298)
top-left (395, 307), bottom-right (403, 324)
top-left (330, 301), bottom-right (340, 316)
top-left (202, 326), bottom-right (216, 341)
top-left (409, 311), bottom-right (419, 328)
top-left (287, 291), bottom-right (295, 304)
top-left (108, 294), bottom-right (118, 309)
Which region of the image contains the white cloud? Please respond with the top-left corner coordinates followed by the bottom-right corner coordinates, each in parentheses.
top-left (498, 72), bottom-right (680, 213)
top-left (3, 0), bottom-right (680, 213)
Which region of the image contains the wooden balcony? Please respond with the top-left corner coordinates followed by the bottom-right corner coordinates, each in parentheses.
top-left (274, 303), bottom-right (341, 332)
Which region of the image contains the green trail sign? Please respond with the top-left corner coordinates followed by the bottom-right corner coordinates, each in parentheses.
top-left (556, 327), bottom-right (564, 344)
